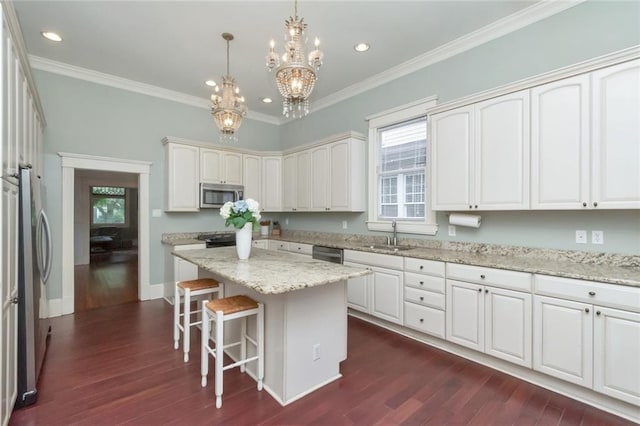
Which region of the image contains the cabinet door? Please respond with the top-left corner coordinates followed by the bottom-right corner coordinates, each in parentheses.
top-left (345, 262), bottom-right (370, 313)
top-left (446, 279), bottom-right (484, 351)
top-left (282, 154), bottom-right (297, 211)
top-left (295, 151), bottom-right (310, 211)
top-left (2, 180), bottom-right (19, 423)
top-left (485, 287), bottom-right (532, 367)
top-left (531, 75), bottom-right (590, 209)
top-left (533, 295), bottom-right (593, 388)
top-left (243, 155), bottom-right (261, 201)
top-left (474, 90), bottom-right (530, 210)
top-left (431, 106), bottom-right (474, 210)
top-left (310, 145), bottom-right (329, 210)
top-left (591, 59), bottom-right (640, 209)
top-left (200, 148), bottom-right (222, 183)
top-left (329, 141), bottom-right (350, 211)
top-left (370, 267), bottom-right (403, 324)
top-left (252, 240), bottom-right (269, 249)
top-left (593, 306), bottom-right (640, 405)
top-left (261, 156), bottom-right (282, 212)
top-left (174, 257), bottom-right (198, 283)
top-left (223, 152), bottom-right (243, 185)
top-left (165, 144), bottom-right (199, 211)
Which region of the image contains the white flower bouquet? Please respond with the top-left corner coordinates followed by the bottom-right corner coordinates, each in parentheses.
top-left (220, 199), bottom-right (262, 230)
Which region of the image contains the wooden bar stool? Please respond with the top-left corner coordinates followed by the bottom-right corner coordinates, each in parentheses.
top-left (174, 278), bottom-right (223, 362)
top-left (200, 295), bottom-right (264, 409)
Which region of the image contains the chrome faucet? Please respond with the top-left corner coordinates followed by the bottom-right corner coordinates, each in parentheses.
top-left (391, 220), bottom-right (397, 246)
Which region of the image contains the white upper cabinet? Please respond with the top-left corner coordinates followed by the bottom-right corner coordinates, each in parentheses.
top-left (261, 156), bottom-right (282, 212)
top-left (282, 153), bottom-right (297, 211)
top-left (591, 59), bottom-right (640, 209)
top-left (200, 148), bottom-right (243, 185)
top-left (310, 145), bottom-right (329, 210)
top-left (531, 75), bottom-right (590, 209)
top-left (242, 154), bottom-right (261, 201)
top-left (431, 90), bottom-right (529, 211)
top-left (296, 151), bottom-right (311, 211)
top-left (164, 143), bottom-right (200, 212)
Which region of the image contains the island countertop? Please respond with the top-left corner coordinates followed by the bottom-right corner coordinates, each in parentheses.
top-left (173, 246), bottom-right (371, 295)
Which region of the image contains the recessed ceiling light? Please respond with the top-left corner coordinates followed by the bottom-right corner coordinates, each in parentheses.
top-left (354, 43), bottom-right (370, 53)
top-left (205, 80), bottom-right (217, 87)
top-left (41, 31), bottom-right (62, 42)
top-left (261, 97), bottom-right (273, 104)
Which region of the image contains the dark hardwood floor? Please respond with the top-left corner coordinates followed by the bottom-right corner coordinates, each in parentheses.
top-left (74, 250), bottom-right (138, 312)
top-left (10, 300), bottom-right (634, 425)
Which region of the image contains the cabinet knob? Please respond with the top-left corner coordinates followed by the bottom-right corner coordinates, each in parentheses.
top-left (419, 296), bottom-right (424, 301)
top-left (585, 308), bottom-right (590, 314)
top-left (593, 202), bottom-right (598, 207)
top-left (469, 205), bottom-right (473, 209)
top-left (588, 291), bottom-right (596, 296)
top-left (485, 289), bottom-right (489, 294)
top-left (11, 297), bottom-right (18, 304)
top-left (582, 202), bottom-right (587, 207)
top-left (478, 288), bottom-right (482, 292)
top-left (596, 311), bottom-right (601, 316)
top-left (480, 274), bottom-right (486, 279)
top-left (474, 205), bottom-right (478, 209)
top-left (419, 281), bottom-right (424, 285)
top-left (419, 265), bottom-right (424, 270)
top-left (419, 318), bottom-right (424, 323)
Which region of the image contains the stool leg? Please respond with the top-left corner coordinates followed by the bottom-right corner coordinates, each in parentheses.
top-left (257, 303), bottom-right (264, 391)
top-left (173, 284), bottom-right (180, 350)
top-left (215, 311), bottom-right (224, 409)
top-left (183, 288), bottom-right (191, 362)
top-left (201, 301), bottom-right (210, 388)
top-left (240, 316), bottom-right (247, 373)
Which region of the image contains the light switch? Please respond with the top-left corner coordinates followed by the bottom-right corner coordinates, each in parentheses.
top-left (575, 230), bottom-right (587, 244)
top-left (448, 225), bottom-right (456, 236)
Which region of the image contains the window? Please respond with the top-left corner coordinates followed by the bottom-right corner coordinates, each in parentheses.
top-left (367, 97), bottom-right (438, 235)
top-left (91, 186), bottom-right (127, 226)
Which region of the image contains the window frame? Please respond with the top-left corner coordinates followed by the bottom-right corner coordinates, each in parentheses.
top-left (366, 96), bottom-right (438, 235)
top-left (90, 186), bottom-right (130, 227)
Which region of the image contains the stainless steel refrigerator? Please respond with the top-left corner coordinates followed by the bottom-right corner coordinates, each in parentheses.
top-left (16, 166), bottom-right (52, 407)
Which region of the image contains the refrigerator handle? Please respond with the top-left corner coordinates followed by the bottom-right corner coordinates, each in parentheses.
top-left (39, 210), bottom-right (53, 284)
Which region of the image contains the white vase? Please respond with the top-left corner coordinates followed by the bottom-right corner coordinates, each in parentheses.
top-left (235, 222), bottom-right (252, 260)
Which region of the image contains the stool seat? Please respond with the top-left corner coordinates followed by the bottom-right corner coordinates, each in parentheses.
top-left (201, 295), bottom-right (264, 409)
top-left (174, 278), bottom-right (223, 362)
top-left (205, 295), bottom-right (257, 315)
top-left (178, 278), bottom-right (220, 291)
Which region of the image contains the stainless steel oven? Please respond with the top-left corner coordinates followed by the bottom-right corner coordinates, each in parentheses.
top-left (200, 183), bottom-right (243, 208)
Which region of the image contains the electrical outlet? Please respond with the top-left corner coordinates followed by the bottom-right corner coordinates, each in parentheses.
top-left (592, 230), bottom-right (604, 245)
top-left (152, 209), bottom-right (162, 218)
top-left (342, 220), bottom-right (348, 229)
top-left (285, 217), bottom-right (289, 225)
top-left (448, 225), bottom-right (456, 236)
top-left (575, 230), bottom-right (587, 244)
top-left (312, 344), bottom-right (320, 361)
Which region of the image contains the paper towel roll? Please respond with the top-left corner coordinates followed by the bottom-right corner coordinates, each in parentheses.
top-left (449, 213), bottom-right (482, 228)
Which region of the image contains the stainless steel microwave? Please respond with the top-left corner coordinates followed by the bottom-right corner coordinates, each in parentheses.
top-left (200, 183), bottom-right (244, 208)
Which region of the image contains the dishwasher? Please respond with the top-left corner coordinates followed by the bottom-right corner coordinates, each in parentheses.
top-left (312, 245), bottom-right (344, 264)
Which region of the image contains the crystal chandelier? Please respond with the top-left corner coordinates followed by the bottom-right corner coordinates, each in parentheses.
top-left (266, 0), bottom-right (323, 118)
top-left (211, 33), bottom-right (247, 143)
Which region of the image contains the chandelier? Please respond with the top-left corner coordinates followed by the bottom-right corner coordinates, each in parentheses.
top-left (211, 33), bottom-right (247, 143)
top-left (266, 0), bottom-right (323, 118)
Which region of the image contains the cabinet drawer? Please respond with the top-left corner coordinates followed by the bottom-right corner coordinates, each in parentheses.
top-left (344, 250), bottom-right (404, 270)
top-left (404, 257), bottom-right (445, 277)
top-left (271, 241), bottom-right (290, 251)
top-left (405, 287), bottom-right (445, 310)
top-left (404, 302), bottom-right (445, 338)
top-left (404, 272), bottom-right (445, 294)
top-left (446, 263), bottom-right (532, 292)
top-left (289, 242), bottom-right (313, 255)
top-left (535, 274), bottom-right (640, 312)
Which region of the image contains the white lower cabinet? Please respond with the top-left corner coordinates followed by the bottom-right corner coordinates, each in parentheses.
top-left (251, 239), bottom-right (268, 249)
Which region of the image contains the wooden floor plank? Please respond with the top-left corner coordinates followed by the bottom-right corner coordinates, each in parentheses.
top-left (9, 300), bottom-right (636, 425)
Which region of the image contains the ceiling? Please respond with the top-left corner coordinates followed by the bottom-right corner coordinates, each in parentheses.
top-left (13, 1), bottom-right (538, 121)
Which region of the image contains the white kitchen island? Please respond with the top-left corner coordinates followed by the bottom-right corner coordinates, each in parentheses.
top-left (172, 246), bottom-right (370, 406)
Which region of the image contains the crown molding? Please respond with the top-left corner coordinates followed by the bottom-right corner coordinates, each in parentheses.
top-left (29, 55), bottom-right (282, 126)
top-left (29, 0), bottom-right (583, 127)
top-left (302, 0), bottom-right (586, 119)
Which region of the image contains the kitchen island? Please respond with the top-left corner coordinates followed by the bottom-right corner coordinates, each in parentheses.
top-left (172, 246), bottom-right (371, 406)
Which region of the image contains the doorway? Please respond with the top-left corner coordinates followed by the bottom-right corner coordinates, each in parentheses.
top-left (73, 170), bottom-right (139, 312)
top-left (59, 153), bottom-right (152, 316)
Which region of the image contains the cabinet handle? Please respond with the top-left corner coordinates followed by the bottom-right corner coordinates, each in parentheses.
top-left (480, 274), bottom-right (486, 279)
top-left (419, 318), bottom-right (424, 323)
top-left (593, 202), bottom-right (598, 207)
top-left (588, 291), bottom-right (596, 296)
top-left (11, 297), bottom-right (18, 304)
top-left (419, 296), bottom-right (424, 301)
top-left (582, 202), bottom-right (587, 207)
top-left (585, 308), bottom-right (590, 314)
top-left (596, 311), bottom-right (601, 316)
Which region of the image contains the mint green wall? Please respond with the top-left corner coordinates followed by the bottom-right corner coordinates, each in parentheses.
top-left (35, 71), bottom-right (281, 299)
top-left (278, 0), bottom-right (640, 256)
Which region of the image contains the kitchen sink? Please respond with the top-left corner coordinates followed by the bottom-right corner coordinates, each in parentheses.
top-left (362, 244), bottom-right (414, 252)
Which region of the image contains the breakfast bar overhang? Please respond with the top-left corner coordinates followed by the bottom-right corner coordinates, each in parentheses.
top-left (173, 246), bottom-right (371, 406)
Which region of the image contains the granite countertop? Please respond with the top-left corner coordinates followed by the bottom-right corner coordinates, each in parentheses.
top-left (163, 231), bottom-right (640, 287)
top-left (172, 246), bottom-right (371, 295)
